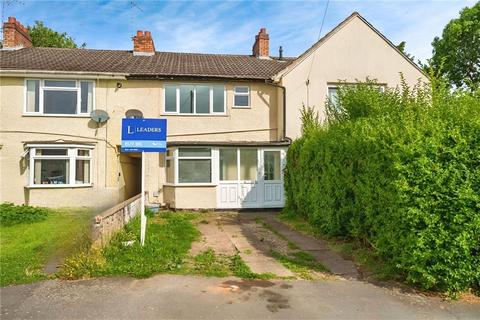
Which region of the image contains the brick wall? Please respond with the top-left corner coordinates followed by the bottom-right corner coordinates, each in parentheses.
top-left (91, 193), bottom-right (141, 248)
top-left (3, 17), bottom-right (32, 49)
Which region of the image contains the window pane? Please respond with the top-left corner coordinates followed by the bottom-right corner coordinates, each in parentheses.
top-left (178, 148), bottom-right (211, 157)
top-left (234, 86), bottom-right (249, 93)
top-left (44, 80), bottom-right (76, 87)
top-left (178, 159), bottom-right (211, 183)
top-left (240, 149), bottom-right (257, 180)
top-left (264, 151), bottom-right (281, 180)
top-left (44, 90), bottom-right (77, 114)
top-left (196, 85), bottom-right (210, 114)
top-left (234, 95), bottom-right (249, 107)
top-left (36, 149), bottom-right (68, 156)
top-left (328, 87), bottom-right (338, 105)
top-left (179, 85), bottom-right (194, 114)
top-left (34, 159), bottom-right (69, 185)
top-left (212, 85), bottom-right (225, 113)
top-left (75, 160), bottom-right (90, 184)
top-left (220, 149), bottom-right (237, 181)
top-left (26, 80), bottom-right (40, 112)
top-left (80, 82), bottom-right (93, 113)
top-left (166, 159), bottom-right (174, 183)
top-left (77, 149), bottom-right (90, 157)
top-left (165, 85), bottom-right (177, 112)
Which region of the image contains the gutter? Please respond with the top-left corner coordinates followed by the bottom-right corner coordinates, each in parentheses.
top-left (264, 80), bottom-right (291, 144)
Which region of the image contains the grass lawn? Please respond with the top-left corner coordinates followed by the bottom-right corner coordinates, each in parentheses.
top-left (61, 211), bottom-right (273, 280)
top-left (61, 211), bottom-right (200, 279)
top-left (0, 208), bottom-right (93, 286)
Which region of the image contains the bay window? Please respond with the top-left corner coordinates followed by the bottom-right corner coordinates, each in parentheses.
top-left (25, 79), bottom-right (95, 115)
top-left (28, 145), bottom-right (93, 187)
top-left (164, 84), bottom-right (225, 114)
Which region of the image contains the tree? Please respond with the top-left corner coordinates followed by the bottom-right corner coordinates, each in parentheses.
top-left (431, 2), bottom-right (480, 91)
top-left (27, 21), bottom-right (86, 49)
top-left (396, 41), bottom-right (415, 62)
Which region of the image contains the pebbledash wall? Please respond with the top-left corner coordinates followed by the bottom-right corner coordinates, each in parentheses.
top-left (0, 77), bottom-right (281, 210)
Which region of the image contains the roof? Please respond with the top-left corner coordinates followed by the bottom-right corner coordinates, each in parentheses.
top-left (0, 47), bottom-right (294, 80)
top-left (274, 12), bottom-right (426, 80)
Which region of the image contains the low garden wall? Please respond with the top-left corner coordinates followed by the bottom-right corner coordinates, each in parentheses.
top-left (91, 194), bottom-right (141, 248)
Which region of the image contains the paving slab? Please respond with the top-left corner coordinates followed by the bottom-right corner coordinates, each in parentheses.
top-left (220, 216), bottom-right (294, 277)
top-left (248, 212), bottom-right (359, 279)
top-left (189, 216), bottom-right (237, 256)
top-left (190, 214), bottom-right (294, 277)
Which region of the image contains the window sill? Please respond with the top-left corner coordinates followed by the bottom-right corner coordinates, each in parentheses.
top-left (22, 114), bottom-right (91, 118)
top-left (232, 106), bottom-right (251, 109)
top-left (163, 183), bottom-right (217, 187)
top-left (25, 184), bottom-right (93, 189)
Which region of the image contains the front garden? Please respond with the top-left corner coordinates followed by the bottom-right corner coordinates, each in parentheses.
top-left (0, 203), bottom-right (93, 286)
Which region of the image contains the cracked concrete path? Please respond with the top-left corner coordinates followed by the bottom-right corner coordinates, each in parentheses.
top-left (242, 212), bottom-right (359, 279)
top-left (2, 275), bottom-right (479, 319)
top-left (190, 214), bottom-right (294, 277)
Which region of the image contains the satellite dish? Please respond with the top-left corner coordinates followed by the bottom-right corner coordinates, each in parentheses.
top-left (125, 109), bottom-right (143, 119)
top-left (90, 110), bottom-right (110, 123)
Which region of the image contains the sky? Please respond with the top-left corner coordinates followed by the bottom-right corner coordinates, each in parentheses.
top-left (1, 0), bottom-right (475, 63)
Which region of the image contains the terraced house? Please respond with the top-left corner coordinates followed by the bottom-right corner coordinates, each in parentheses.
top-left (0, 13), bottom-right (427, 210)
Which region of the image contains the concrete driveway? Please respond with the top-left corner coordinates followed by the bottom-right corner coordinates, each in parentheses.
top-left (1, 275), bottom-right (479, 319)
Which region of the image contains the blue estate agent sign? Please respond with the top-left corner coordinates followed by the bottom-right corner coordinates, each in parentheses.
top-left (121, 118), bottom-right (167, 152)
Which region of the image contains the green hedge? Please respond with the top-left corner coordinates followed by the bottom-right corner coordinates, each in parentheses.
top-left (284, 79), bottom-right (480, 293)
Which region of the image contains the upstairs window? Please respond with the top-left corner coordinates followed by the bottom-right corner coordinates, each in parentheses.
top-left (233, 86), bottom-right (250, 108)
top-left (164, 84), bottom-right (225, 114)
top-left (25, 79), bottom-right (95, 115)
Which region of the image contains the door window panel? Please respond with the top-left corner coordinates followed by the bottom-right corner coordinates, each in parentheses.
top-left (264, 151), bottom-right (281, 180)
top-left (240, 149), bottom-right (257, 180)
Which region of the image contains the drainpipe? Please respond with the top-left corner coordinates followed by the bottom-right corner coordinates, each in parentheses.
top-left (265, 80), bottom-right (291, 144)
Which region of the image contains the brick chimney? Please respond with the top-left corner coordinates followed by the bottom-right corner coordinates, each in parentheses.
top-left (132, 30), bottom-right (155, 56)
top-left (252, 28), bottom-right (269, 58)
top-left (2, 17), bottom-right (32, 50)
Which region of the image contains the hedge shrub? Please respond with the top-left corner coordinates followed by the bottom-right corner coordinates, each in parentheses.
top-left (284, 79), bottom-right (480, 293)
top-left (0, 202), bottom-right (50, 226)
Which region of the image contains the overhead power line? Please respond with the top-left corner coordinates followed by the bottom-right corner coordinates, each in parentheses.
top-left (306, 0), bottom-right (330, 107)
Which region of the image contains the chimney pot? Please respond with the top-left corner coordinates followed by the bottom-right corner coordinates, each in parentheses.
top-left (252, 27), bottom-right (269, 58)
top-left (2, 16), bottom-right (32, 50)
top-left (132, 30), bottom-right (155, 56)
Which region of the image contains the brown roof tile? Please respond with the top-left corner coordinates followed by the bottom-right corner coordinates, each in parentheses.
top-left (0, 47), bottom-right (294, 80)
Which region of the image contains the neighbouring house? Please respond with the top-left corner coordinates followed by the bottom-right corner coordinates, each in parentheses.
top-left (0, 13), bottom-right (427, 210)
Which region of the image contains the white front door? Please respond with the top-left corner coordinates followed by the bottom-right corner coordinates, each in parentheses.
top-left (217, 148), bottom-right (285, 208)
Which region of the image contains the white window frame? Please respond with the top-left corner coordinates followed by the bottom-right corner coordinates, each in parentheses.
top-left (24, 79), bottom-right (95, 117)
top-left (164, 147), bottom-right (216, 186)
top-left (233, 86), bottom-right (250, 108)
top-left (26, 144), bottom-right (94, 188)
top-left (163, 84), bottom-right (226, 116)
